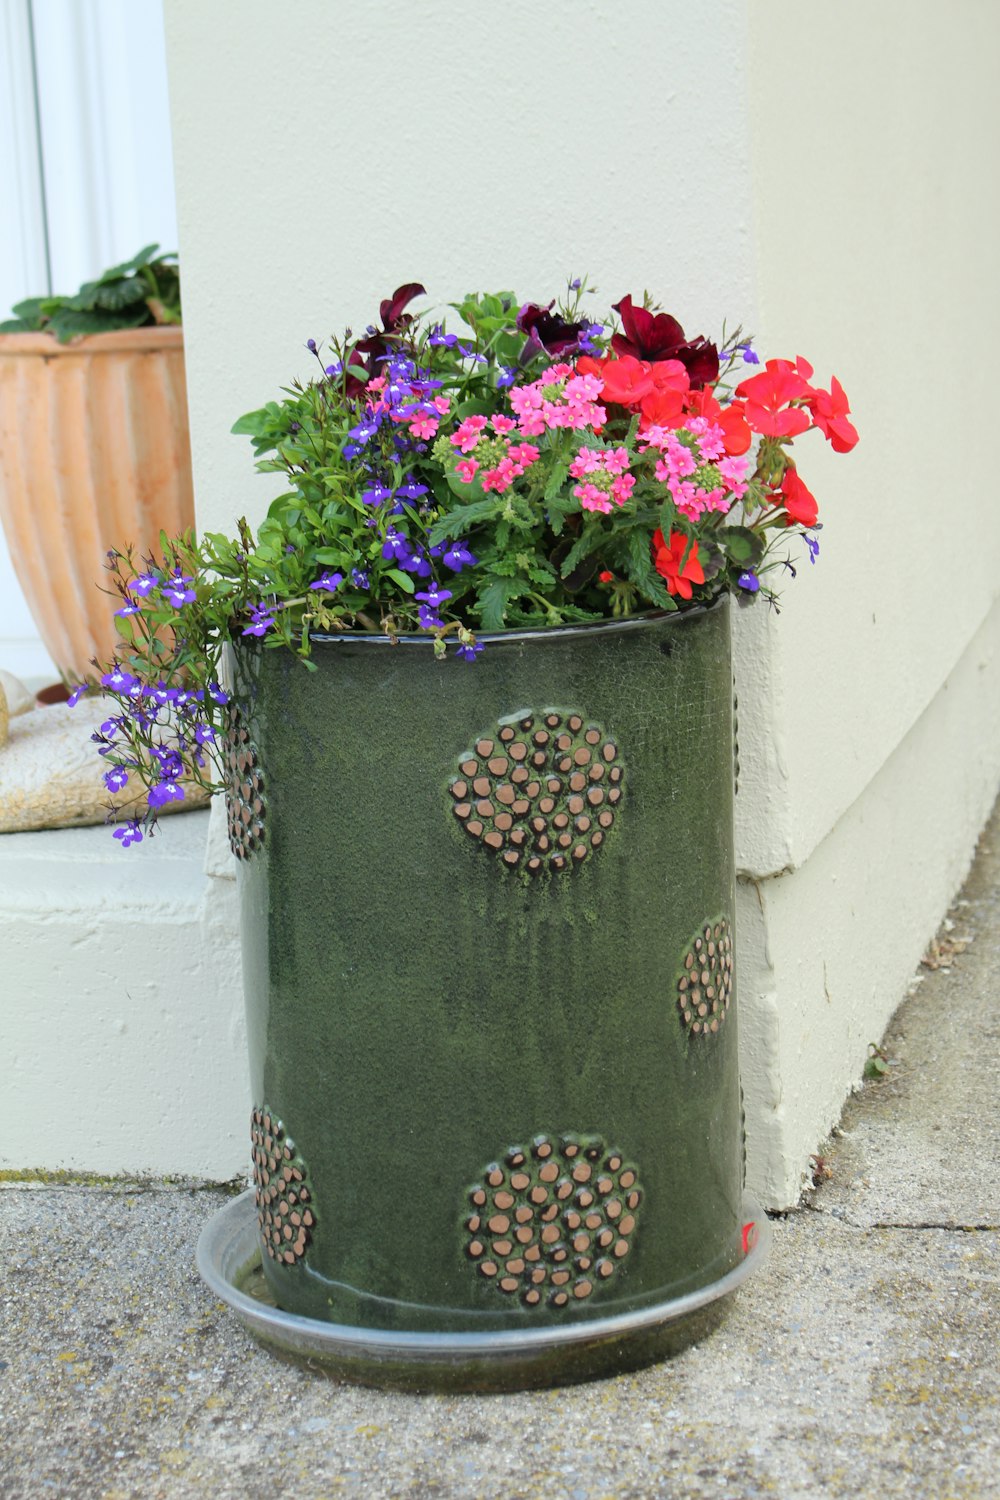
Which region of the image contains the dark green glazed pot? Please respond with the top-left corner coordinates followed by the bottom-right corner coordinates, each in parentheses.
top-left (225, 596), bottom-right (746, 1382)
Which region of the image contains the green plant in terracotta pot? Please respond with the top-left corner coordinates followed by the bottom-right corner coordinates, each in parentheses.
top-left (80, 279), bottom-right (858, 1390)
top-left (0, 245), bottom-right (190, 683)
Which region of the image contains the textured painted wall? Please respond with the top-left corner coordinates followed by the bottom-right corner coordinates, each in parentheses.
top-left (162, 0), bottom-right (756, 534)
top-left (742, 1), bottom-right (1000, 869)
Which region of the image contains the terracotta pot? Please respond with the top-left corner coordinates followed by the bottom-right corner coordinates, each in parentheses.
top-left (0, 326), bottom-right (194, 681)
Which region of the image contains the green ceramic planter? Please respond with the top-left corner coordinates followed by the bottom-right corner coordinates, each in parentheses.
top-left (218, 596), bottom-right (757, 1387)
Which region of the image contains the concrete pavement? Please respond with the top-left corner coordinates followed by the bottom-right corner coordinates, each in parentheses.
top-left (2, 800), bottom-right (998, 1499)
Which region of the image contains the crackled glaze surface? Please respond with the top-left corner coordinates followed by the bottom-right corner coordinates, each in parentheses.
top-left (232, 603), bottom-right (742, 1340)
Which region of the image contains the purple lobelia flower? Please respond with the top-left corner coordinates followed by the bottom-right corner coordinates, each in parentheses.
top-left (67, 683), bottom-right (88, 707)
top-left (415, 584), bottom-right (452, 631)
top-left (310, 571), bottom-right (344, 592)
top-left (737, 571), bottom-right (760, 593)
top-left (241, 603), bottom-right (278, 638)
top-left (162, 573), bottom-right (197, 607)
top-left (101, 666), bottom-right (140, 694)
top-left (113, 819), bottom-right (144, 847)
top-left (442, 539), bottom-right (477, 573)
top-left (103, 765), bottom-right (129, 793)
top-left (148, 777), bottom-right (185, 808)
top-left (454, 638), bottom-right (484, 661)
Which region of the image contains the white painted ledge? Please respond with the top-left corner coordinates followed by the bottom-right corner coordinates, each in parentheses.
top-left (2, 810), bottom-right (247, 1178)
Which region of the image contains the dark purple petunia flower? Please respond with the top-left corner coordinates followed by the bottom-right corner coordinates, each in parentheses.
top-left (611, 295), bottom-right (719, 387)
top-left (516, 301), bottom-right (590, 358)
top-left (354, 284), bottom-right (427, 364)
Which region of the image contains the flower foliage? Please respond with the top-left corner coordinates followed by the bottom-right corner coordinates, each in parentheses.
top-left (85, 278), bottom-right (857, 840)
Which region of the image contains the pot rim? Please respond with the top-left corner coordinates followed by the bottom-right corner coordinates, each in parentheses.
top-left (0, 326), bottom-right (183, 356)
top-left (303, 594), bottom-right (729, 651)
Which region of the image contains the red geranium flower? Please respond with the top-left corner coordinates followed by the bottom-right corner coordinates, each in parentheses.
top-left (652, 528), bottom-right (705, 599)
top-left (777, 468), bottom-right (818, 527)
top-left (574, 354), bottom-right (608, 380)
top-left (611, 295), bottom-right (719, 387)
top-left (598, 354), bottom-right (654, 407)
top-left (735, 358), bottom-right (814, 439)
top-left (806, 375), bottom-right (859, 453)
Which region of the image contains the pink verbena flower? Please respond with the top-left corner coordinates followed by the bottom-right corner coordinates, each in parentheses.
top-left (574, 482), bottom-right (612, 513)
top-left (491, 414), bottom-right (516, 434)
top-left (611, 472), bottom-right (636, 505)
top-left (455, 457), bottom-right (480, 484)
top-left (686, 417), bottom-right (726, 463)
top-left (569, 447), bottom-right (603, 478)
top-left (408, 413), bottom-right (439, 440)
top-left (718, 454), bottom-right (749, 498)
top-left (451, 414), bottom-right (489, 453)
top-left (482, 455), bottom-right (527, 493)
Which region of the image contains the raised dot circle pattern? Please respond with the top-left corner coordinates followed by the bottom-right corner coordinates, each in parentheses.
top-left (677, 918), bottom-right (734, 1036)
top-left (450, 711), bottom-right (623, 873)
top-left (224, 705), bottom-right (265, 860)
top-left (464, 1134), bottom-right (642, 1308)
top-left (251, 1106), bottom-right (315, 1265)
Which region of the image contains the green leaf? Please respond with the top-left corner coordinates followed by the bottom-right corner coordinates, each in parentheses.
top-left (722, 525), bottom-right (764, 566)
top-left (386, 568), bottom-right (416, 594)
top-left (9, 297), bottom-right (47, 323)
top-left (427, 499), bottom-right (501, 545)
top-left (624, 530), bottom-right (674, 609)
top-left (64, 282), bottom-right (99, 311)
top-left (558, 523), bottom-right (604, 579)
top-left (94, 276), bottom-right (148, 310)
top-left (474, 576), bottom-right (525, 630)
top-left (47, 305), bottom-right (147, 342)
top-left (97, 244), bottom-right (160, 282)
top-left (543, 460), bottom-right (571, 502)
top-left (231, 407), bottom-right (278, 437)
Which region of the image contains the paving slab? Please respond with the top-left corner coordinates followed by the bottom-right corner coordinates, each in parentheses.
top-left (2, 798), bottom-right (999, 1500)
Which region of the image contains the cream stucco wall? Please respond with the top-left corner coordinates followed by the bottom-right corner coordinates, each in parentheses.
top-left (741, 1), bottom-right (1000, 871)
top-left (7, 1), bottom-right (997, 1196)
top-left (163, 0), bottom-right (999, 1205)
top-left (731, 2), bottom-right (1000, 1199)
